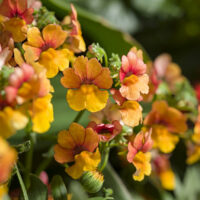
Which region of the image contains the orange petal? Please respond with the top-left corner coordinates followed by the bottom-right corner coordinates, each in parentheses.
top-left (54, 144), bottom-right (74, 164)
top-left (26, 27), bottom-right (44, 48)
top-left (69, 123), bottom-right (85, 146)
top-left (23, 42), bottom-right (42, 61)
top-left (93, 68), bottom-right (113, 89)
top-left (87, 58), bottom-right (102, 80)
top-left (73, 56), bottom-right (87, 80)
top-left (84, 127), bottom-right (99, 152)
top-left (61, 68), bottom-right (81, 89)
top-left (42, 24), bottom-right (67, 49)
top-left (58, 130), bottom-right (76, 149)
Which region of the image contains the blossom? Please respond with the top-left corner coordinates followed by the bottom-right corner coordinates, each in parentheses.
top-left (144, 101), bottom-right (187, 153)
top-left (119, 48), bottom-right (149, 100)
top-left (0, 137), bottom-right (17, 184)
top-left (187, 144), bottom-right (200, 165)
top-left (153, 155), bottom-right (175, 190)
top-left (61, 56), bottom-right (113, 112)
top-left (87, 120), bottom-right (122, 142)
top-left (0, 0), bottom-right (34, 42)
top-left (62, 4), bottom-right (86, 53)
top-left (111, 88), bottom-right (143, 127)
top-left (127, 130), bottom-right (153, 163)
top-left (23, 24), bottom-right (70, 77)
top-left (54, 123), bottom-right (101, 179)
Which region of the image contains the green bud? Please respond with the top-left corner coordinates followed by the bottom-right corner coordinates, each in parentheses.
top-left (80, 170), bottom-right (104, 193)
top-left (87, 43), bottom-right (105, 63)
top-left (0, 65), bottom-right (14, 91)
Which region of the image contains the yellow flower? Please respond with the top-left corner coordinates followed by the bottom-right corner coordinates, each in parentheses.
top-left (187, 145), bottom-right (200, 165)
top-left (0, 184), bottom-right (8, 199)
top-left (0, 137), bottom-right (17, 184)
top-left (31, 94), bottom-right (54, 133)
top-left (0, 107), bottom-right (28, 138)
top-left (61, 56), bottom-right (113, 112)
top-left (132, 151), bottom-right (151, 181)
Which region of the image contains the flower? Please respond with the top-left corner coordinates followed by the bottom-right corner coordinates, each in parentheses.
top-left (0, 137), bottom-right (17, 184)
top-left (153, 155), bottom-right (175, 190)
top-left (111, 88), bottom-right (143, 127)
top-left (23, 24), bottom-right (71, 77)
top-left (119, 48), bottom-right (149, 100)
top-left (87, 120), bottom-right (122, 142)
top-left (132, 151), bottom-right (151, 181)
top-left (127, 130), bottom-right (153, 163)
top-left (144, 100), bottom-right (187, 153)
top-left (54, 123), bottom-right (101, 179)
top-left (61, 56), bottom-right (113, 112)
top-left (0, 0), bottom-right (34, 42)
top-left (62, 4), bottom-right (86, 53)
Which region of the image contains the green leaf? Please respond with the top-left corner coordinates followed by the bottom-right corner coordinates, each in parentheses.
top-left (69, 181), bottom-right (88, 200)
top-left (88, 198), bottom-right (105, 200)
top-left (28, 174), bottom-right (48, 200)
top-left (50, 175), bottom-right (68, 200)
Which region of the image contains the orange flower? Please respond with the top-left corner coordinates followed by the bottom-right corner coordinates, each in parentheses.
top-left (54, 123), bottom-right (100, 179)
top-left (61, 56), bottom-right (113, 112)
top-left (22, 24), bottom-right (71, 77)
top-left (119, 48), bottom-right (149, 100)
top-left (144, 101), bottom-right (187, 153)
top-left (0, 137), bottom-right (17, 184)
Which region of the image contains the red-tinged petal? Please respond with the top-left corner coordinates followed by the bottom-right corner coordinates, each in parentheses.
top-left (16, 0), bottom-right (27, 14)
top-left (121, 55), bottom-right (130, 73)
top-left (0, 0), bottom-right (13, 18)
top-left (42, 24), bottom-right (67, 49)
top-left (23, 44), bottom-right (41, 61)
top-left (21, 8), bottom-right (34, 24)
top-left (93, 68), bottom-right (113, 89)
top-left (54, 145), bottom-right (74, 163)
top-left (61, 68), bottom-right (81, 89)
top-left (127, 142), bottom-right (137, 163)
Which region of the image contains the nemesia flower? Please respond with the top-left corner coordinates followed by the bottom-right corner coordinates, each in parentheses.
top-left (126, 130), bottom-right (153, 181)
top-left (0, 0), bottom-right (34, 42)
top-left (0, 137), bottom-right (17, 184)
top-left (62, 4), bottom-right (86, 53)
top-left (144, 101), bottom-right (187, 153)
top-left (0, 184), bottom-right (8, 199)
top-left (191, 105), bottom-right (200, 145)
top-left (119, 47), bottom-right (149, 101)
top-left (186, 143), bottom-right (200, 165)
top-left (54, 123), bottom-right (101, 179)
top-left (61, 56), bottom-right (113, 112)
top-left (153, 154), bottom-right (175, 190)
top-left (194, 83), bottom-right (200, 103)
top-left (23, 24), bottom-right (71, 78)
top-left (111, 88), bottom-right (143, 127)
top-left (87, 120), bottom-right (122, 142)
top-left (127, 130), bottom-right (153, 163)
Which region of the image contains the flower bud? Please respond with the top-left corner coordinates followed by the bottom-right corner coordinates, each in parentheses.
top-left (80, 170), bottom-right (104, 193)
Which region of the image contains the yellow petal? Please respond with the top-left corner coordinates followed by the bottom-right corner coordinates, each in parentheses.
top-left (65, 148), bottom-right (101, 179)
top-left (160, 169), bottom-right (175, 190)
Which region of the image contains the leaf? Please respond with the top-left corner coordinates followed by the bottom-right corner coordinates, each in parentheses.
top-left (50, 175), bottom-right (68, 200)
top-left (88, 198), bottom-right (105, 200)
top-left (28, 174), bottom-right (48, 200)
top-left (69, 181), bottom-right (88, 200)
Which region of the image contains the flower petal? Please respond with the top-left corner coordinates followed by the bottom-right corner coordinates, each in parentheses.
top-left (54, 145), bottom-right (74, 164)
top-left (87, 58), bottom-right (102, 80)
top-left (73, 56), bottom-right (87, 81)
top-left (61, 68), bottom-right (81, 89)
top-left (93, 68), bottom-right (113, 89)
top-left (69, 123), bottom-right (85, 146)
top-left (58, 130), bottom-right (76, 149)
top-left (42, 24), bottom-right (67, 49)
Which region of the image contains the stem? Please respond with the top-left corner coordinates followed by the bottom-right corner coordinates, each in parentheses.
top-left (73, 110), bottom-right (85, 123)
top-left (35, 156), bottom-right (53, 175)
top-left (99, 146), bottom-right (110, 172)
top-left (103, 50), bottom-right (108, 67)
top-left (15, 164), bottom-right (29, 200)
top-left (24, 132), bottom-right (35, 188)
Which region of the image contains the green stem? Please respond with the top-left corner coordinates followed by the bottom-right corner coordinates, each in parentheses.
top-left (35, 156), bottom-right (53, 175)
top-left (24, 132), bottom-right (35, 188)
top-left (99, 146), bottom-right (110, 172)
top-left (73, 110), bottom-right (85, 123)
top-left (103, 50), bottom-right (108, 67)
top-left (15, 164), bottom-right (29, 200)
